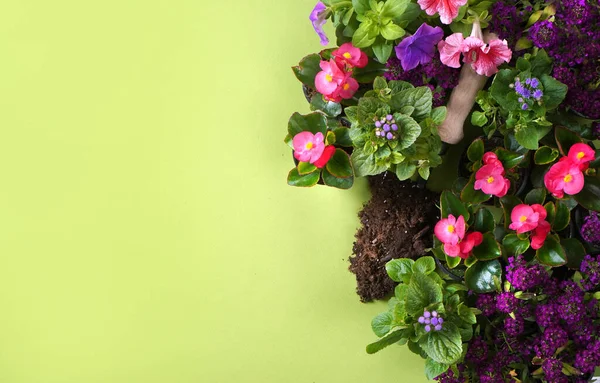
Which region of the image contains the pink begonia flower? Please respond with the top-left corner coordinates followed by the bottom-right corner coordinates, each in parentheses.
top-left (463, 38), bottom-right (512, 77)
top-left (567, 143), bottom-right (596, 170)
top-left (292, 132), bottom-right (325, 164)
top-left (474, 162), bottom-right (511, 197)
top-left (438, 33), bottom-right (465, 68)
top-left (544, 157), bottom-right (585, 198)
top-left (434, 214), bottom-right (465, 246)
top-left (531, 220), bottom-right (551, 250)
top-left (509, 204), bottom-right (542, 234)
top-left (312, 145), bottom-right (335, 168)
top-left (458, 232), bottom-right (484, 258)
top-left (314, 59), bottom-right (359, 102)
top-left (417, 0), bottom-right (467, 25)
top-left (482, 152), bottom-right (501, 165)
top-left (332, 43), bottom-right (368, 69)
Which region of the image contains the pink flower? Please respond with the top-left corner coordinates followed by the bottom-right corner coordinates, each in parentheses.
top-left (509, 204), bottom-right (542, 234)
top-left (434, 214), bottom-right (465, 246)
top-left (312, 145), bottom-right (335, 168)
top-left (332, 43), bottom-right (368, 69)
top-left (544, 157), bottom-right (585, 198)
top-left (474, 162), bottom-right (510, 197)
top-left (438, 33), bottom-right (465, 68)
top-left (531, 220), bottom-right (551, 250)
top-left (482, 152), bottom-right (501, 165)
top-left (314, 59), bottom-right (359, 102)
top-left (463, 38), bottom-right (512, 77)
top-left (292, 132), bottom-right (325, 164)
top-left (567, 143), bottom-right (596, 170)
top-left (417, 0), bottom-right (467, 24)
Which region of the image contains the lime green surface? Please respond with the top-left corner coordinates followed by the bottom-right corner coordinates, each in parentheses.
top-left (0, 1), bottom-right (428, 382)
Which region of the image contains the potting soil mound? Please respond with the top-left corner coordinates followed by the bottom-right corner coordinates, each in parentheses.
top-left (349, 173), bottom-right (440, 302)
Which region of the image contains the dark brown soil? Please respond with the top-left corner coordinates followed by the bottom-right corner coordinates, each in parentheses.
top-left (349, 173), bottom-right (440, 302)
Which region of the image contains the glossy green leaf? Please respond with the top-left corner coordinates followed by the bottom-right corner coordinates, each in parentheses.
top-left (372, 42), bottom-right (393, 63)
top-left (445, 254), bottom-right (461, 269)
top-left (406, 272), bottom-right (443, 316)
top-left (395, 161), bottom-right (417, 181)
top-left (421, 323), bottom-right (462, 365)
top-left (471, 111), bottom-right (488, 127)
top-left (473, 207), bottom-right (495, 233)
top-left (574, 176), bottom-right (600, 212)
top-left (292, 54), bottom-right (321, 87)
top-left (366, 328), bottom-right (408, 354)
top-left (465, 260), bottom-right (502, 293)
top-left (287, 112), bottom-right (328, 137)
top-left (321, 167), bottom-right (354, 189)
top-left (381, 0), bottom-right (410, 18)
top-left (467, 138), bottom-right (484, 162)
top-left (536, 235), bottom-right (567, 266)
top-left (457, 303), bottom-right (477, 325)
top-left (562, 238), bottom-right (586, 269)
top-left (332, 126), bottom-right (352, 147)
top-left (501, 195), bottom-right (522, 229)
top-left (310, 94), bottom-right (342, 117)
top-left (502, 234), bottom-right (530, 256)
top-left (413, 256), bottom-right (436, 275)
top-left (326, 149), bottom-right (353, 178)
top-left (441, 190), bottom-right (470, 220)
top-left (534, 146), bottom-right (559, 165)
top-left (386, 258), bottom-right (414, 283)
top-left (555, 126), bottom-right (583, 156)
top-left (461, 175), bottom-right (492, 205)
top-left (525, 188), bottom-right (547, 205)
top-left (544, 202), bottom-right (556, 225)
top-left (424, 358), bottom-right (449, 380)
top-left (287, 168), bottom-right (320, 187)
top-left (297, 162), bottom-right (317, 175)
top-left (495, 148), bottom-right (525, 169)
top-left (553, 201), bottom-right (570, 232)
top-left (472, 233), bottom-right (502, 261)
top-left (540, 74), bottom-right (568, 110)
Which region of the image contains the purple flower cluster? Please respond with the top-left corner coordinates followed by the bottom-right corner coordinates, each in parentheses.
top-left (476, 294), bottom-right (496, 316)
top-left (435, 364), bottom-right (466, 383)
top-left (374, 114), bottom-right (398, 141)
top-left (581, 211), bottom-right (600, 248)
top-left (580, 254), bottom-right (600, 291)
top-left (385, 56), bottom-right (459, 107)
top-left (528, 0), bottom-right (600, 118)
top-left (418, 310), bottom-right (444, 332)
top-left (542, 358), bottom-right (566, 383)
top-left (505, 255), bottom-right (547, 290)
top-left (512, 77), bottom-right (543, 110)
top-left (496, 292), bottom-right (519, 313)
top-left (488, 1), bottom-right (525, 48)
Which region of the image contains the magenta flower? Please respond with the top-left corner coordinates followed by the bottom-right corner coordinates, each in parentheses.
top-left (474, 152), bottom-right (510, 197)
top-left (418, 0), bottom-right (467, 24)
top-left (292, 132), bottom-right (325, 164)
top-left (509, 204), bottom-right (546, 234)
top-left (544, 157), bottom-right (585, 198)
top-left (438, 33), bottom-right (465, 68)
top-left (309, 2), bottom-right (329, 46)
top-left (394, 23), bottom-right (444, 71)
top-left (435, 214), bottom-right (465, 246)
top-left (567, 143), bottom-right (596, 170)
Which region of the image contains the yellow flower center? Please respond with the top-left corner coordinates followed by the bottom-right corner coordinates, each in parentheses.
top-left (343, 83), bottom-right (350, 90)
top-left (519, 215), bottom-right (527, 222)
top-left (577, 151), bottom-right (585, 160)
top-left (447, 225), bottom-right (455, 233)
top-left (343, 52), bottom-right (352, 59)
top-left (325, 74), bottom-right (333, 82)
top-left (305, 142), bottom-right (314, 150)
top-left (487, 176), bottom-right (495, 184)
top-left (564, 174), bottom-right (573, 183)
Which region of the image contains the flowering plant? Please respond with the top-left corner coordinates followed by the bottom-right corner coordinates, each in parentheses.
top-left (287, 0), bottom-right (600, 381)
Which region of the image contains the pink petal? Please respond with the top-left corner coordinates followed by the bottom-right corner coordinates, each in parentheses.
top-left (444, 243), bottom-right (461, 257)
top-left (563, 170), bottom-right (585, 195)
top-left (455, 215), bottom-right (466, 239)
top-left (568, 143), bottom-right (596, 167)
top-left (438, 33), bottom-right (465, 68)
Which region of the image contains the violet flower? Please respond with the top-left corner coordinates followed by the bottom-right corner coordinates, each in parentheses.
top-left (394, 23), bottom-right (444, 71)
top-left (309, 2), bottom-right (329, 46)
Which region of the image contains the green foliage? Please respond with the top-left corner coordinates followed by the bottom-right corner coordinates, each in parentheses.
top-left (536, 235), bottom-right (567, 266)
top-left (292, 54), bottom-right (321, 87)
top-left (465, 260), bottom-right (502, 293)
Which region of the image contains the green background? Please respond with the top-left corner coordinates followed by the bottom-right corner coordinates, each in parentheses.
top-left (0, 1), bottom-right (428, 382)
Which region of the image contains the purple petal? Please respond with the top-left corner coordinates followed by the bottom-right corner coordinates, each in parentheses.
top-left (310, 2), bottom-right (329, 46)
top-left (395, 23), bottom-right (444, 71)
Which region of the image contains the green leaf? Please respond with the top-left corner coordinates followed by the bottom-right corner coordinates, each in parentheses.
top-left (555, 126), bottom-right (583, 156)
top-left (418, 166), bottom-right (430, 180)
top-left (373, 76), bottom-right (387, 91)
top-left (431, 106), bottom-right (447, 125)
top-left (371, 312), bottom-right (394, 337)
top-left (502, 234), bottom-right (530, 256)
top-left (574, 176), bottom-right (600, 212)
top-left (465, 260), bottom-right (502, 293)
top-left (472, 233), bottom-right (502, 261)
top-left (421, 323), bottom-right (463, 365)
top-left (490, 69), bottom-right (520, 110)
top-left (553, 201), bottom-right (570, 232)
top-left (495, 148), bottom-right (525, 169)
top-left (457, 303), bottom-right (477, 324)
top-left (366, 329), bottom-right (408, 354)
top-left (287, 168), bottom-right (320, 187)
top-left (352, 22), bottom-right (377, 48)
top-left (288, 112), bottom-right (328, 137)
top-left (471, 111), bottom-right (488, 127)
top-left (310, 94), bottom-right (342, 117)
top-left (381, 0), bottom-right (409, 18)
top-left (501, 195), bottom-right (522, 229)
top-left (425, 358), bottom-right (449, 380)
top-left (352, 0), bottom-right (370, 14)
top-left (394, 113), bottom-right (421, 150)
top-left (540, 74), bottom-right (567, 110)
top-left (283, 134), bottom-right (294, 149)
top-left (372, 42), bottom-right (393, 63)
top-left (395, 283), bottom-right (408, 301)
top-left (561, 238), bottom-right (586, 269)
top-left (467, 138), bottom-right (484, 162)
top-left (406, 272), bottom-right (443, 316)
top-left (473, 207), bottom-right (495, 233)
top-left (536, 235), bottom-right (567, 266)
top-left (380, 22), bottom-right (405, 41)
top-left (292, 54), bottom-right (321, 87)
top-left (326, 149), bottom-right (353, 178)
top-left (530, 49), bottom-right (552, 77)
top-left (445, 254), bottom-right (461, 269)
top-left (393, 87), bottom-right (433, 121)
top-left (351, 148), bottom-right (387, 176)
top-left (395, 161), bottom-right (417, 181)
top-left (515, 123), bottom-right (549, 150)
top-left (413, 256), bottom-right (436, 275)
top-left (525, 188), bottom-right (547, 205)
top-left (322, 167), bottom-right (354, 189)
top-left (386, 258), bottom-right (414, 283)
top-left (441, 190), bottom-right (470, 220)
top-left (332, 126), bottom-right (353, 147)
top-left (353, 60), bottom-right (387, 83)
top-left (544, 202), bottom-right (556, 225)
top-left (534, 146), bottom-right (559, 165)
top-left (297, 162), bottom-right (317, 175)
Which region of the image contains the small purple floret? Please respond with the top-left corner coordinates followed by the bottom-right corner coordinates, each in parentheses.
top-left (309, 2), bottom-right (329, 46)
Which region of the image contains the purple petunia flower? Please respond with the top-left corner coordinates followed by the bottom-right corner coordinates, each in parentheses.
top-left (394, 23), bottom-right (444, 71)
top-left (309, 2), bottom-right (329, 46)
